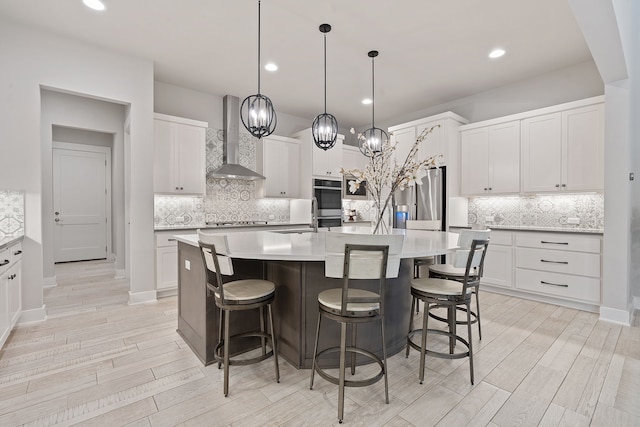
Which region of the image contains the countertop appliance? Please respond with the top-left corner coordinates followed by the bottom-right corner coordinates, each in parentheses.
top-left (312, 178), bottom-right (342, 228)
top-left (393, 166), bottom-right (446, 230)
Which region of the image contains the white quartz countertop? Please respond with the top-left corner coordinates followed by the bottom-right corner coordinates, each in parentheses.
top-left (174, 226), bottom-right (459, 261)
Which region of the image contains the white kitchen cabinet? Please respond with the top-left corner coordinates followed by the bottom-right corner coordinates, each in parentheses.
top-left (342, 145), bottom-right (368, 172)
top-left (1, 240), bottom-right (22, 349)
top-left (481, 231), bottom-right (513, 288)
top-left (460, 121), bottom-right (520, 195)
top-left (155, 232), bottom-right (178, 294)
top-left (153, 113), bottom-right (208, 195)
top-left (311, 137), bottom-right (343, 177)
top-left (294, 128), bottom-right (345, 198)
top-left (521, 103), bottom-right (604, 193)
top-left (257, 135), bottom-right (301, 198)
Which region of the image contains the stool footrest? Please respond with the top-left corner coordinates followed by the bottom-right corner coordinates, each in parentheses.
top-left (406, 328), bottom-right (470, 360)
top-left (314, 346), bottom-right (384, 388)
top-left (428, 305), bottom-right (479, 326)
top-left (215, 331), bottom-right (276, 366)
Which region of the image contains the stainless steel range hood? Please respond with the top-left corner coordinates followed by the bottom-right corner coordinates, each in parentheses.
top-left (208, 95), bottom-right (266, 180)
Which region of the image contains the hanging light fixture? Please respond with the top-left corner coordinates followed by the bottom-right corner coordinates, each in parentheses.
top-left (241, 0), bottom-right (277, 139)
top-left (312, 23), bottom-right (338, 150)
top-left (359, 50), bottom-right (388, 157)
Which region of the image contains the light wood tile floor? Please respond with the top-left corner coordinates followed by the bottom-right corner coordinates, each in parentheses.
top-left (1, 259), bottom-right (638, 426)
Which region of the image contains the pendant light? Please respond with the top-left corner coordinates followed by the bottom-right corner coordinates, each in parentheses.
top-left (311, 23), bottom-right (338, 150)
top-left (359, 50), bottom-right (388, 157)
top-left (241, 0), bottom-right (277, 139)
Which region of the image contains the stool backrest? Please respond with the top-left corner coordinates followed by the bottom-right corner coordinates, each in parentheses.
top-left (406, 220), bottom-right (441, 231)
top-left (325, 232), bottom-right (404, 317)
top-left (198, 231), bottom-right (233, 302)
top-left (457, 239), bottom-right (490, 295)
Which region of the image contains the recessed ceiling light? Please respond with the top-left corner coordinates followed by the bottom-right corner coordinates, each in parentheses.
top-left (489, 48), bottom-right (505, 59)
top-left (83, 0), bottom-right (105, 11)
top-left (362, 98), bottom-right (372, 105)
top-left (264, 63), bottom-right (278, 72)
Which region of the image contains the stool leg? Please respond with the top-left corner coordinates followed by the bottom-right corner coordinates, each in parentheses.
top-left (260, 306), bottom-right (266, 355)
top-left (448, 305), bottom-right (456, 354)
top-left (309, 313), bottom-right (322, 390)
top-left (223, 309), bottom-right (231, 397)
top-left (467, 301), bottom-right (474, 385)
top-left (268, 303), bottom-right (280, 383)
top-left (475, 287), bottom-right (482, 340)
top-left (338, 322), bottom-right (347, 423)
top-left (406, 296), bottom-right (416, 358)
top-left (350, 324), bottom-right (357, 375)
top-left (419, 301), bottom-right (429, 384)
top-left (381, 315), bottom-right (389, 404)
top-left (217, 307), bottom-right (223, 369)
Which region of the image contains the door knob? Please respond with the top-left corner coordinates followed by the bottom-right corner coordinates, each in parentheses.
top-left (55, 212), bottom-right (59, 215)
top-left (55, 218), bottom-right (60, 222)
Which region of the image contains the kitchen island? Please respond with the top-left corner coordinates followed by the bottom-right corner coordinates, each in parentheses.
top-left (174, 226), bottom-right (458, 368)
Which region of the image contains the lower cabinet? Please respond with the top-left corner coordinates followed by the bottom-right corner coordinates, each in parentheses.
top-left (481, 231), bottom-right (513, 288)
top-left (1, 240), bottom-right (23, 349)
top-left (155, 232), bottom-right (178, 294)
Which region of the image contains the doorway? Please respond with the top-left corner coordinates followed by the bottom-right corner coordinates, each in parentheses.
top-left (52, 142), bottom-right (112, 262)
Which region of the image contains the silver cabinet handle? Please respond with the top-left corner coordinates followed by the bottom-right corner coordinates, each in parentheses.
top-left (541, 280), bottom-right (568, 288)
top-left (541, 259), bottom-right (568, 264)
top-left (541, 241), bottom-right (568, 245)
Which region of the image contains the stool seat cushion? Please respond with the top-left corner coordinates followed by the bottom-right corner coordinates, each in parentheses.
top-left (215, 279), bottom-right (275, 302)
top-left (429, 263), bottom-right (466, 277)
top-left (411, 277), bottom-right (472, 297)
top-left (318, 288), bottom-right (380, 313)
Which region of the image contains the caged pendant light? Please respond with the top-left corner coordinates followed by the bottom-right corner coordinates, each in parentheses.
top-left (241, 0), bottom-right (277, 139)
top-left (311, 23), bottom-right (338, 150)
top-left (359, 50), bottom-right (388, 157)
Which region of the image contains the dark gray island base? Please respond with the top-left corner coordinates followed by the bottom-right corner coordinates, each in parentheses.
top-left (176, 241), bottom-right (413, 369)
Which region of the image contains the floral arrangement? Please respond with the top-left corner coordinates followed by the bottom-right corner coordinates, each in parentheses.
top-left (341, 125), bottom-right (441, 233)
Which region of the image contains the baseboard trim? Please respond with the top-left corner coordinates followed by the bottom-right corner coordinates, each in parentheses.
top-left (43, 276), bottom-right (57, 288)
top-left (114, 269), bottom-right (125, 279)
top-left (481, 284), bottom-right (600, 313)
top-left (128, 290), bottom-right (157, 305)
top-left (599, 305), bottom-right (633, 326)
top-left (19, 305), bottom-right (47, 324)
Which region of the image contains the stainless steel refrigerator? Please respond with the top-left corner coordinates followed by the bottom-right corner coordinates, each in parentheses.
top-left (393, 166), bottom-right (446, 230)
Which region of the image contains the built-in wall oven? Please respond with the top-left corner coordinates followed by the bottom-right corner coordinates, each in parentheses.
top-left (313, 178), bottom-right (342, 228)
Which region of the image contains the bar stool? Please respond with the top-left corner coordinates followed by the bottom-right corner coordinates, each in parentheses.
top-left (310, 232), bottom-right (404, 424)
top-left (428, 229), bottom-right (490, 338)
top-left (407, 238), bottom-right (489, 385)
top-left (198, 231), bottom-right (279, 397)
top-left (406, 220), bottom-right (441, 314)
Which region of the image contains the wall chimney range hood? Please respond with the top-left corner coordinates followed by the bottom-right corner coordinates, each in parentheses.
top-left (208, 95), bottom-right (266, 180)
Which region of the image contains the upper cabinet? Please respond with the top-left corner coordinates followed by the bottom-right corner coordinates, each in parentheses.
top-left (153, 113), bottom-right (208, 195)
top-left (388, 112), bottom-right (469, 197)
top-left (460, 121), bottom-right (520, 195)
top-left (342, 145), bottom-right (368, 172)
top-left (521, 102), bottom-right (604, 193)
top-left (293, 128), bottom-right (345, 199)
top-left (256, 135), bottom-right (301, 198)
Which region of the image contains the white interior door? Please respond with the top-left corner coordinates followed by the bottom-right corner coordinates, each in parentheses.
top-left (53, 145), bottom-right (110, 262)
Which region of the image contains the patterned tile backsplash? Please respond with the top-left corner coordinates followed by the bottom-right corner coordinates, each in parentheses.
top-left (468, 193), bottom-right (604, 230)
top-left (154, 127), bottom-right (291, 228)
top-left (0, 190), bottom-right (25, 238)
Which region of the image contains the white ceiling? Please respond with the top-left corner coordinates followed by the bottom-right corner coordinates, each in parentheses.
top-left (0, 0), bottom-right (593, 128)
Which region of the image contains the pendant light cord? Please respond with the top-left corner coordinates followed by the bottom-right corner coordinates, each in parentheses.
top-left (323, 32), bottom-right (327, 114)
top-left (371, 55), bottom-right (375, 128)
top-left (257, 0), bottom-right (261, 95)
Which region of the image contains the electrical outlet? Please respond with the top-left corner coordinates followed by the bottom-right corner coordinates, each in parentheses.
top-left (185, 260), bottom-right (191, 270)
top-left (485, 216), bottom-right (495, 223)
top-left (175, 216), bottom-right (185, 223)
top-left (567, 217), bottom-right (580, 225)
top-left (269, 214), bottom-right (275, 220)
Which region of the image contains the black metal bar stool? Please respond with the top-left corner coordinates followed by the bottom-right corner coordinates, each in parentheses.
top-left (406, 220), bottom-right (442, 314)
top-left (198, 231), bottom-right (279, 397)
top-left (428, 229), bottom-right (490, 339)
top-left (406, 238), bottom-right (489, 385)
top-left (310, 232), bottom-right (404, 424)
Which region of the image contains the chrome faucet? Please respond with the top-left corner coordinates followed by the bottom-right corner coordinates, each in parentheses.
top-left (311, 196), bottom-right (319, 233)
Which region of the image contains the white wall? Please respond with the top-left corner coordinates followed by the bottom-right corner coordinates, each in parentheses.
top-left (42, 90), bottom-right (127, 280)
top-left (0, 19), bottom-right (156, 320)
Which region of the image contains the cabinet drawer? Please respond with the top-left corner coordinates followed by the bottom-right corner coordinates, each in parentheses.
top-left (0, 247), bottom-right (9, 274)
top-left (515, 233), bottom-right (600, 253)
top-left (10, 242), bottom-right (22, 264)
top-left (515, 268), bottom-right (600, 303)
top-left (156, 233), bottom-right (179, 248)
top-left (516, 247), bottom-right (600, 277)
top-left (488, 230), bottom-right (513, 246)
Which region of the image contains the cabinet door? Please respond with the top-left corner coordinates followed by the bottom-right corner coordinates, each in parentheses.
top-left (521, 113), bottom-right (562, 192)
top-left (153, 120), bottom-right (178, 193)
top-left (460, 128), bottom-right (489, 195)
top-left (156, 246), bottom-right (178, 290)
top-left (176, 124), bottom-right (206, 194)
top-left (7, 261), bottom-right (20, 327)
top-left (312, 143), bottom-right (330, 177)
top-left (488, 121), bottom-right (520, 194)
top-left (264, 138), bottom-right (300, 197)
top-left (562, 104), bottom-right (604, 191)
top-left (482, 245), bottom-right (513, 288)
top-left (390, 126), bottom-right (416, 167)
top-left (0, 273), bottom-right (8, 343)
top-left (342, 146), bottom-right (368, 172)
top-left (417, 120), bottom-right (444, 163)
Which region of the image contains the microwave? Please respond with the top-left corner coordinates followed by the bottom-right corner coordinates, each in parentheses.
top-left (342, 175), bottom-right (368, 200)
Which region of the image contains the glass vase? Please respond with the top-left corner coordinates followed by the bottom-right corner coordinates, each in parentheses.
top-left (370, 202), bottom-right (392, 234)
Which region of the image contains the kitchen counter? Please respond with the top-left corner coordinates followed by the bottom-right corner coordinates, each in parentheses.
top-left (175, 227), bottom-right (458, 368)
top-left (451, 225), bottom-right (603, 235)
top-left (0, 235), bottom-right (24, 250)
top-left (154, 222), bottom-right (310, 232)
